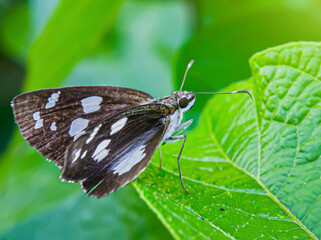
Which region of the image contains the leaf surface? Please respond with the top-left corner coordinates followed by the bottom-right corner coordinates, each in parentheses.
top-left (134, 42), bottom-right (321, 239)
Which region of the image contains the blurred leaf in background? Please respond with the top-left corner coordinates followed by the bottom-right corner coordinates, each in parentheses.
top-left (0, 54), bottom-right (24, 153)
top-left (25, 0), bottom-right (125, 91)
top-left (0, 0), bottom-right (61, 153)
top-left (1, 186), bottom-right (173, 240)
top-left (0, 0), bottom-right (28, 153)
top-left (174, 0), bottom-right (321, 123)
top-left (0, 1), bottom-right (30, 60)
top-left (64, 1), bottom-right (193, 98)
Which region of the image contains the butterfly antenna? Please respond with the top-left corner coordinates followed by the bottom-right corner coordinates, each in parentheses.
top-left (179, 59), bottom-right (194, 92)
top-left (194, 90), bottom-right (253, 100)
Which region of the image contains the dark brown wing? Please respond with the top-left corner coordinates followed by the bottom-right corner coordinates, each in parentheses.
top-left (12, 86), bottom-right (153, 167)
top-left (61, 104), bottom-right (170, 198)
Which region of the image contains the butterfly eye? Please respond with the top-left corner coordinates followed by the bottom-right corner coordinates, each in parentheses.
top-left (179, 97), bottom-right (189, 108)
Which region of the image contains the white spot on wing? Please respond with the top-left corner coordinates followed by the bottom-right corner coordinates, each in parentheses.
top-left (33, 111), bottom-right (40, 120)
top-left (93, 149), bottom-right (109, 162)
top-left (69, 118), bottom-right (90, 137)
top-left (81, 150), bottom-right (88, 159)
top-left (86, 124), bottom-right (102, 144)
top-left (81, 96), bottom-right (103, 113)
top-left (72, 148), bottom-right (82, 163)
top-left (112, 145), bottom-right (146, 175)
top-left (50, 122), bottom-right (57, 131)
top-left (73, 130), bottom-right (86, 141)
top-left (111, 117), bottom-right (127, 135)
top-left (33, 111), bottom-right (43, 129)
top-left (45, 91), bottom-right (61, 109)
top-left (93, 139), bottom-right (111, 157)
top-left (46, 102), bottom-right (55, 109)
top-left (92, 139), bottom-right (111, 162)
top-left (35, 119), bottom-right (43, 129)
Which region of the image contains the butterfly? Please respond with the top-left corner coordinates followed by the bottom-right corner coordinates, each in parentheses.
top-left (11, 60), bottom-right (252, 198)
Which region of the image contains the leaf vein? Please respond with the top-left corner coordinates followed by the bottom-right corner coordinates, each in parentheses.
top-left (147, 184), bottom-right (236, 240)
top-left (205, 111), bottom-right (318, 239)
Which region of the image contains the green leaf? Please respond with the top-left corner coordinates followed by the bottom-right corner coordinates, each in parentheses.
top-left (174, 0), bottom-right (321, 122)
top-left (24, 0), bottom-right (125, 91)
top-left (64, 1), bottom-right (191, 98)
top-left (0, 3), bottom-right (30, 59)
top-left (0, 186), bottom-right (172, 240)
top-left (134, 42), bottom-right (321, 239)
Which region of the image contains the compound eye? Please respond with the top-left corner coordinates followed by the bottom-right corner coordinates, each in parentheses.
top-left (179, 97), bottom-right (189, 108)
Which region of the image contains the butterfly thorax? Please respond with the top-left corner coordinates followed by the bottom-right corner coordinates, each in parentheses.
top-left (151, 91), bottom-right (195, 143)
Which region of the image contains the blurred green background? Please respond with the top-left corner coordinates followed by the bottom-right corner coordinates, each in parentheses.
top-left (1, 0), bottom-right (321, 239)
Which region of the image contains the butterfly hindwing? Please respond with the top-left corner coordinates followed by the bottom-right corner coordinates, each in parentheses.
top-left (12, 86), bottom-right (153, 167)
top-left (61, 104), bottom-right (171, 198)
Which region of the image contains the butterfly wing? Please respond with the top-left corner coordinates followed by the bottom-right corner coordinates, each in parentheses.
top-left (61, 104), bottom-right (171, 198)
top-left (12, 86), bottom-right (153, 167)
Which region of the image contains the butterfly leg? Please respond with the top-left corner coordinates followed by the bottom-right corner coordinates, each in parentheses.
top-left (167, 134), bottom-right (189, 194)
top-left (174, 119), bottom-right (193, 136)
top-left (161, 120), bottom-right (192, 146)
top-left (158, 147), bottom-right (162, 169)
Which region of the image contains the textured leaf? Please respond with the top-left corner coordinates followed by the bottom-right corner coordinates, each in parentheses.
top-left (134, 42), bottom-right (321, 239)
top-left (24, 0), bottom-right (125, 91)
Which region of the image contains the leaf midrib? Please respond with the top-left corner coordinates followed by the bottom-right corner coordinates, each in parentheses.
top-left (149, 163), bottom-right (296, 223)
top-left (135, 159), bottom-right (304, 240)
top-left (205, 98), bottom-right (317, 239)
top-left (255, 64), bottom-right (321, 83)
top-left (134, 177), bottom-right (236, 240)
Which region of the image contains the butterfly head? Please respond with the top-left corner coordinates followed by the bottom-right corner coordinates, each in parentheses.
top-left (178, 59), bottom-right (253, 105)
top-left (172, 91), bottom-right (195, 112)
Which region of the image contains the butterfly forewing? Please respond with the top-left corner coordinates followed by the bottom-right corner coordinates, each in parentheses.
top-left (12, 86), bottom-right (153, 167)
top-left (61, 104), bottom-right (171, 198)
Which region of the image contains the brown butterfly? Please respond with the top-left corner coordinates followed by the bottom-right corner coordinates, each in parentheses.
top-left (12, 60), bottom-right (252, 198)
